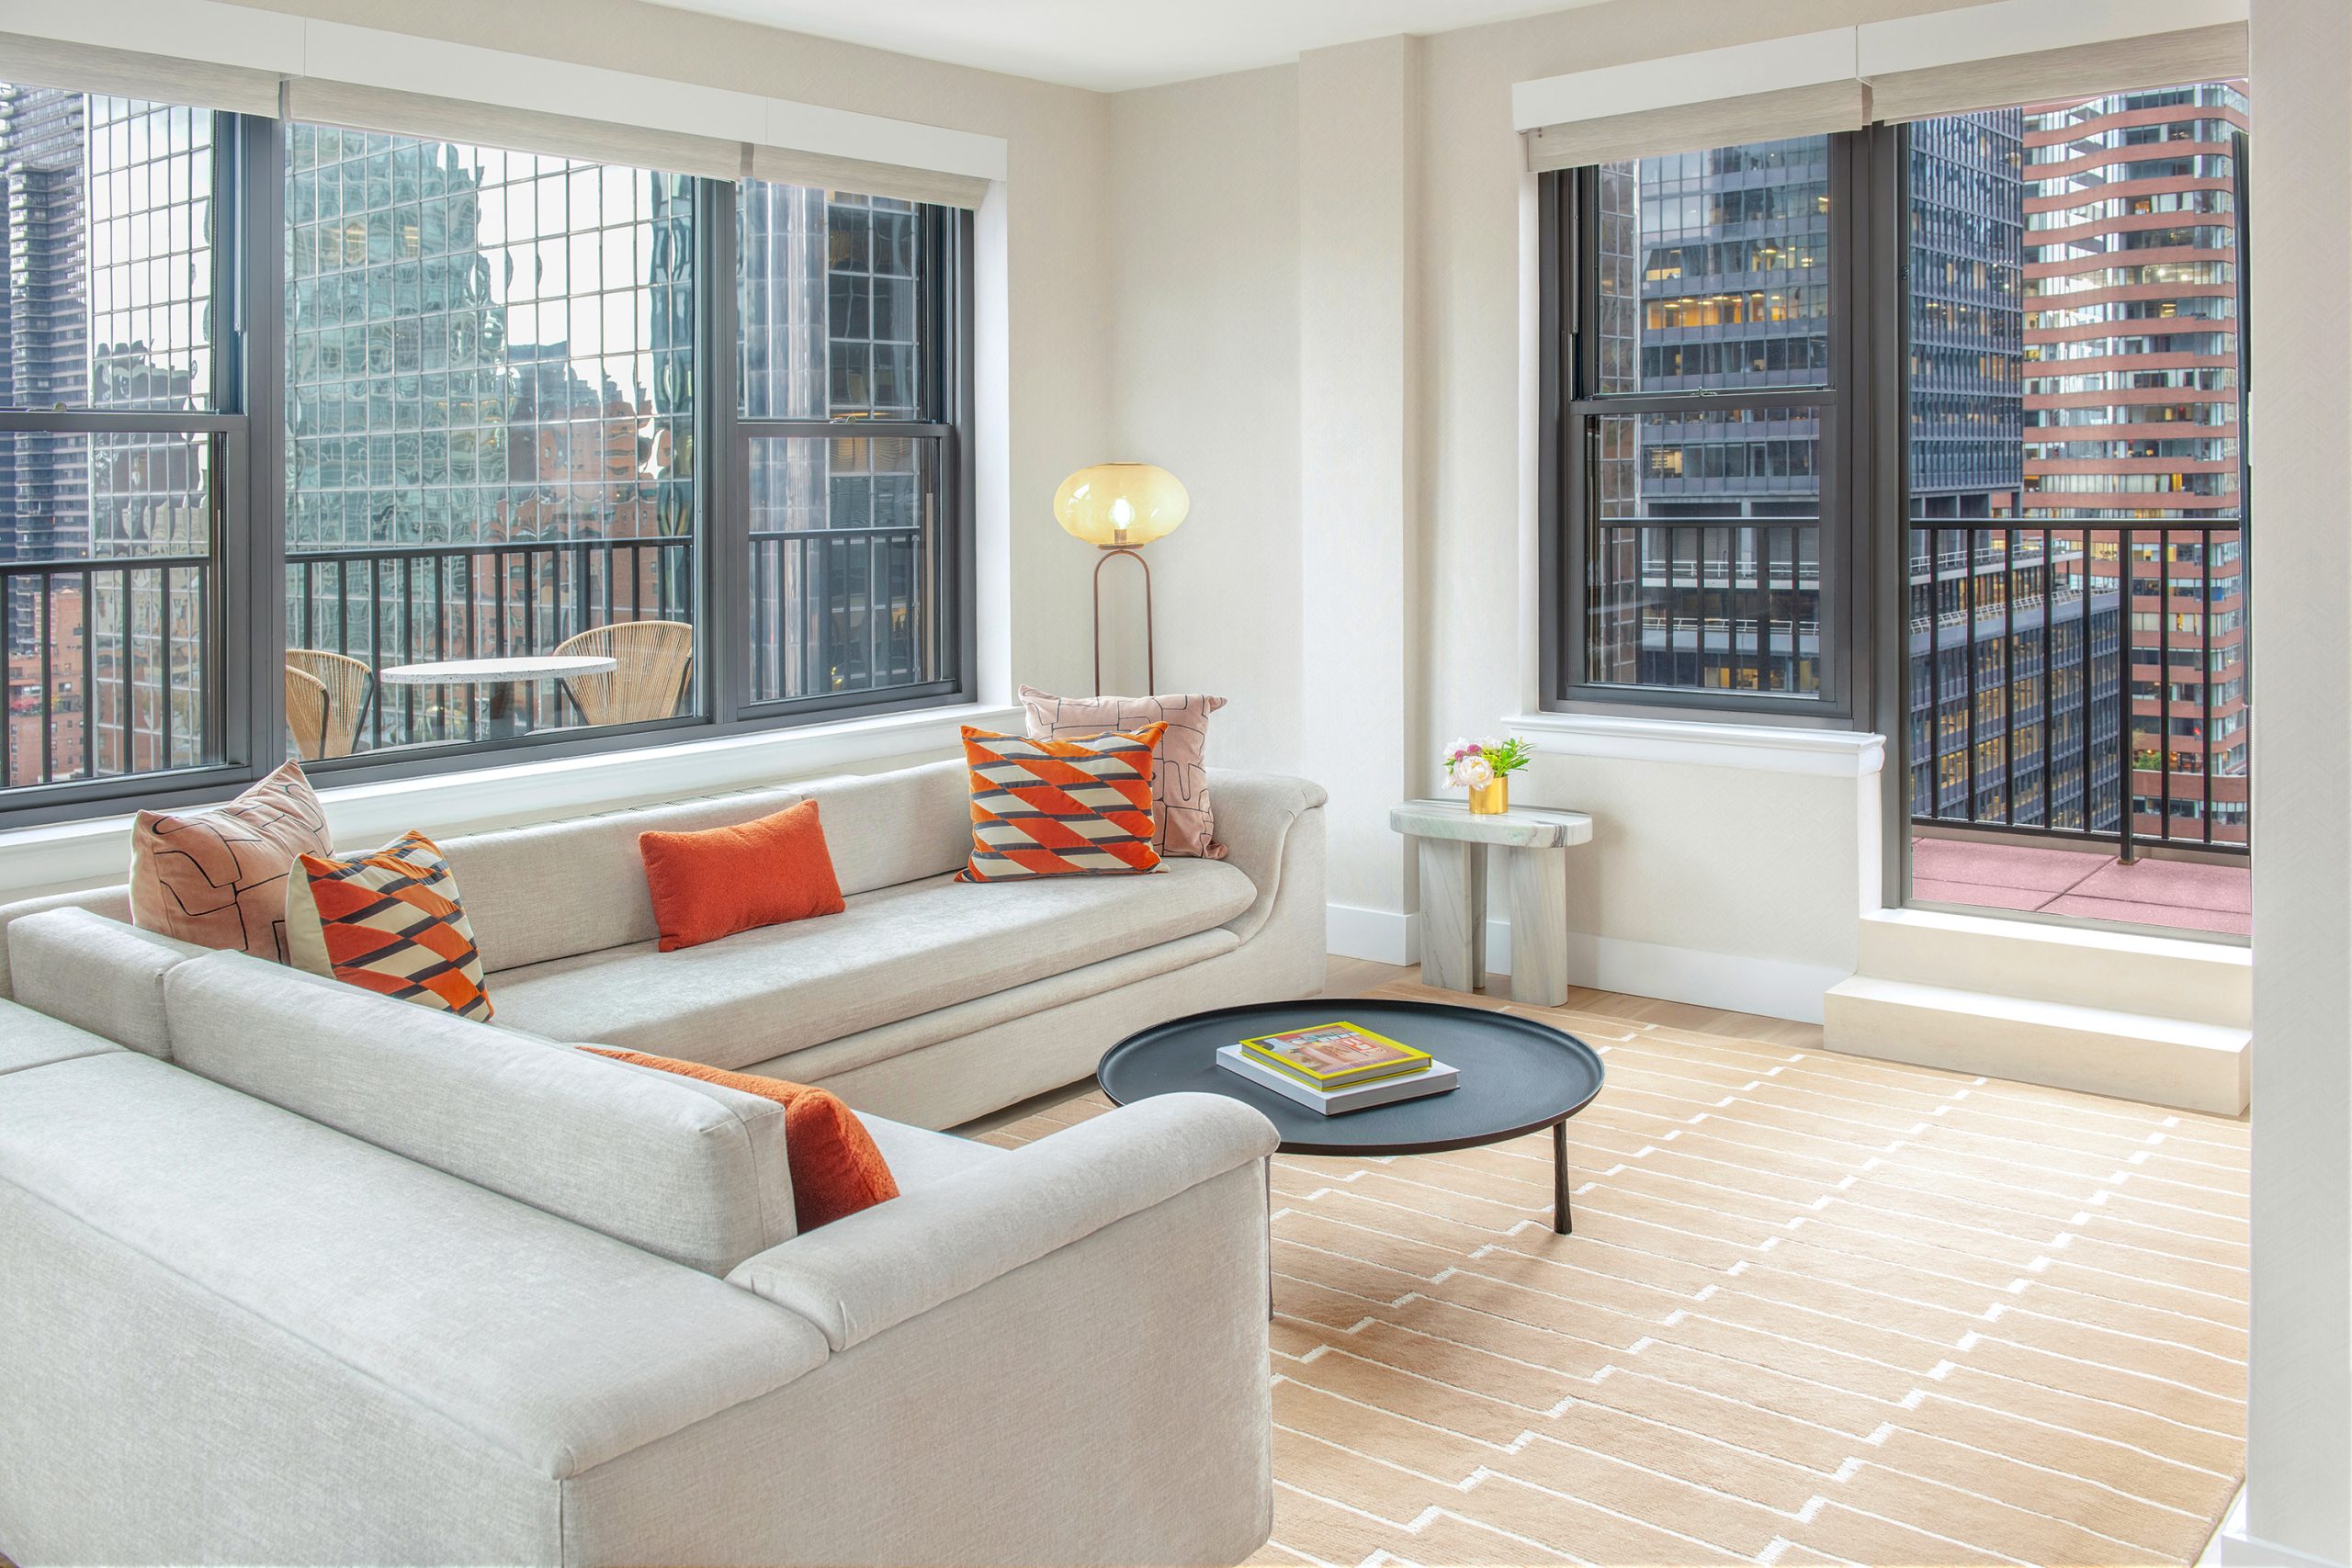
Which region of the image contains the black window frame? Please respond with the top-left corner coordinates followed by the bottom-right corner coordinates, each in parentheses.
top-left (1539, 131), bottom-right (1877, 725)
top-left (0, 102), bottom-right (978, 828)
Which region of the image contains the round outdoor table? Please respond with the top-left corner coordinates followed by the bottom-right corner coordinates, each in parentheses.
top-left (378, 655), bottom-right (616, 738)
top-left (1098, 998), bottom-right (1605, 1235)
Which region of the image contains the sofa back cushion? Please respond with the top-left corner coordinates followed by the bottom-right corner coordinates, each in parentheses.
top-left (163, 950), bottom-right (798, 1272)
top-left (0, 887), bottom-right (133, 999)
top-left (442, 783), bottom-right (809, 972)
top-left (795, 761), bottom-right (974, 897)
top-left (6, 907), bottom-right (209, 1056)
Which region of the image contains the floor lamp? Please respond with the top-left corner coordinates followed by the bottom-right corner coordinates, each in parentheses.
top-left (1054, 463), bottom-right (1189, 694)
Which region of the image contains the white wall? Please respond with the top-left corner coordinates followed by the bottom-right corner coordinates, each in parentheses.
top-left (1105, 66), bottom-right (1302, 770)
top-left (2237, 2), bottom-right (2352, 1561)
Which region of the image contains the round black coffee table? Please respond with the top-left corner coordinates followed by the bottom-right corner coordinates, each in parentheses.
top-left (1098, 998), bottom-right (1606, 1235)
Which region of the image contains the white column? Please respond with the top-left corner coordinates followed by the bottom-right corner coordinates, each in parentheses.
top-left (2233, 3), bottom-right (2352, 1563)
top-left (1297, 35), bottom-right (1423, 963)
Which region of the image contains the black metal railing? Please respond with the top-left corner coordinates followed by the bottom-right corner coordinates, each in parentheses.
top-left (1906, 519), bottom-right (2248, 858)
top-left (2, 554), bottom-right (213, 788)
top-left (747, 525), bottom-right (934, 705)
top-left (287, 536), bottom-right (695, 750)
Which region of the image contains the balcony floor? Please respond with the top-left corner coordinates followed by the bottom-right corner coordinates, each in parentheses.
top-left (1912, 834), bottom-right (2251, 936)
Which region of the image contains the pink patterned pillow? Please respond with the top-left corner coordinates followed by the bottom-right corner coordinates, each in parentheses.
top-left (129, 761), bottom-right (332, 962)
top-left (1018, 684), bottom-right (1227, 859)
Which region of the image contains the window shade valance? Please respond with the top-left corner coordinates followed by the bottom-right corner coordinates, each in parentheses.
top-left (1517, 0), bottom-right (2247, 170)
top-left (2, 6), bottom-right (1000, 209)
top-left (1862, 20), bottom-right (2248, 124)
top-left (748, 144), bottom-right (990, 211)
top-left (0, 30), bottom-right (281, 118)
top-left (280, 78), bottom-right (750, 183)
top-left (1523, 81), bottom-right (1871, 173)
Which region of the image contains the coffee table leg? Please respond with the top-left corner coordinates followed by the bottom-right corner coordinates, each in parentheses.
top-left (1553, 1121), bottom-right (1572, 1235)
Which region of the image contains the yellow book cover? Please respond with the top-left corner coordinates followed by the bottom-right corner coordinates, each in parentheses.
top-left (1239, 1021), bottom-right (1430, 1088)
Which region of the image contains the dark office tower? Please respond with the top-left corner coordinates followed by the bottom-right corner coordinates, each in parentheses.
top-left (1905, 110), bottom-right (2036, 824)
top-left (1909, 110), bottom-right (2025, 520)
top-left (2022, 81), bottom-right (2249, 844)
top-left (1588, 159), bottom-right (1640, 684)
top-left (0, 85), bottom-right (91, 570)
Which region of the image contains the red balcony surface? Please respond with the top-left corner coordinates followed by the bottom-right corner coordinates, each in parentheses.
top-left (1912, 835), bottom-right (2251, 937)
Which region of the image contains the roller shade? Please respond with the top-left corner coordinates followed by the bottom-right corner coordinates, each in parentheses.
top-left (1860, 2), bottom-right (2247, 123)
top-left (1524, 80), bottom-right (1871, 172)
top-left (0, 30), bottom-right (280, 118)
top-left (747, 143), bottom-right (989, 209)
top-left (280, 78), bottom-right (748, 183)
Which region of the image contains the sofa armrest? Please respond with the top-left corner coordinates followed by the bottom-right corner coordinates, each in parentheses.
top-left (726, 1092), bottom-right (1277, 1350)
top-left (1210, 769), bottom-right (1328, 943)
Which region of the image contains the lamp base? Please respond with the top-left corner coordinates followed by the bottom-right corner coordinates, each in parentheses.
top-left (1091, 546), bottom-right (1154, 695)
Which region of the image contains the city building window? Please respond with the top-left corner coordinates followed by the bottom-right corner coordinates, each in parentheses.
top-left (0, 82), bottom-right (973, 824)
top-left (1544, 133), bottom-right (1853, 711)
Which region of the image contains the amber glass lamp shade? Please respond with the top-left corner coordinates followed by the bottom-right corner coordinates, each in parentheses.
top-left (1054, 463), bottom-right (1189, 549)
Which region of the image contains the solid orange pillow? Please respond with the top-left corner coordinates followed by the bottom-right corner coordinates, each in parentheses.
top-left (639, 798), bottom-right (845, 952)
top-left (581, 1048), bottom-right (899, 1231)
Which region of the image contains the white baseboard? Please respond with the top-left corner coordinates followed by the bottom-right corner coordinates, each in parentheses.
top-left (2222, 1531), bottom-right (2346, 1568)
top-left (1326, 903), bottom-right (1844, 1024)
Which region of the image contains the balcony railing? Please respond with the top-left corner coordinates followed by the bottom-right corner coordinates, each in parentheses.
top-left (1906, 518), bottom-right (2247, 858)
top-left (0, 526), bottom-right (941, 788)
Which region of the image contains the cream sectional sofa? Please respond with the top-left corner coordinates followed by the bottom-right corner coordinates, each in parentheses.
top-left (0, 757), bottom-right (1328, 1564)
top-left (0, 757), bottom-right (1329, 1127)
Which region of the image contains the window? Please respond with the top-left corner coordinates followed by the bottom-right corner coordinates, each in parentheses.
top-left (0, 83), bottom-right (973, 824)
top-left (735, 183), bottom-right (962, 708)
top-left (283, 127), bottom-right (703, 756)
top-left (1540, 82), bottom-right (2252, 865)
top-left (1901, 82), bottom-right (2249, 854)
top-left (1, 85), bottom-right (239, 804)
top-left (1545, 134), bottom-right (1855, 711)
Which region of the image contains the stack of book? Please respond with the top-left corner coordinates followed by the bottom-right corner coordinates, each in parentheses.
top-left (1216, 1020), bottom-right (1458, 1115)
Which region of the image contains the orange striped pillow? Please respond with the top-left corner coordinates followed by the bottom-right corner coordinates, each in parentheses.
top-left (284, 830), bottom-right (494, 1021)
top-left (955, 723), bottom-right (1166, 881)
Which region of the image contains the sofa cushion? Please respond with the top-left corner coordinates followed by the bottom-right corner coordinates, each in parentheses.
top-left (795, 762), bottom-right (975, 897)
top-left (856, 1112), bottom-right (1004, 1192)
top-left (583, 1049), bottom-right (897, 1231)
top-left (0, 998), bottom-right (125, 1077)
top-left (639, 799), bottom-right (845, 952)
top-left (6, 908), bottom-right (209, 1057)
top-left (0, 886), bottom-right (132, 999)
top-left (0, 1049), bottom-right (825, 1480)
top-left (286, 829), bottom-right (496, 1021)
top-left (485, 858), bottom-right (1259, 1072)
top-left (164, 951), bottom-right (800, 1273)
top-left (128, 760), bottom-right (330, 963)
top-left (956, 725), bottom-right (1167, 881)
top-left (442, 782), bottom-right (811, 973)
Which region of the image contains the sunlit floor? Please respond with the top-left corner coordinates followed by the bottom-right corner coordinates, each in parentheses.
top-left (1912, 835), bottom-right (2252, 937)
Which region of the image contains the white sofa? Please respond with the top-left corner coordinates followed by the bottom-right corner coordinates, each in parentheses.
top-left (0, 759), bottom-right (1328, 1564)
top-left (0, 758), bottom-right (1329, 1128)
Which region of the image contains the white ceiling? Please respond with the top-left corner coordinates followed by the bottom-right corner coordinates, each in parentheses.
top-left (639, 0), bottom-right (1611, 92)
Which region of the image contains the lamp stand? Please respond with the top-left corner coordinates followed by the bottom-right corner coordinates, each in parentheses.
top-left (1091, 546), bottom-right (1154, 695)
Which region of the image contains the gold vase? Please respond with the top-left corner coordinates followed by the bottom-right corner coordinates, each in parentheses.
top-left (1467, 778), bottom-right (1509, 815)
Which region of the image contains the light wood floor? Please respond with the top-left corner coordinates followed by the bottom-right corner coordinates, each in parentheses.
top-left (987, 959), bottom-right (2249, 1567)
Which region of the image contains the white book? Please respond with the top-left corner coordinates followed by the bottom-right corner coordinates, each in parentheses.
top-left (1216, 1044), bottom-right (1458, 1115)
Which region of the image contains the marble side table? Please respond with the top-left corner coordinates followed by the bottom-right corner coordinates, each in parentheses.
top-left (1390, 798), bottom-right (1594, 1007)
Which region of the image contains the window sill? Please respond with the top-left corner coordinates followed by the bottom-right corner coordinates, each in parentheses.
top-left (1507, 711), bottom-right (1886, 777)
top-left (0, 700), bottom-right (1019, 900)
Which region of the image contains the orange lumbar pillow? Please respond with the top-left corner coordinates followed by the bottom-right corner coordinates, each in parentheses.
top-left (582, 1049), bottom-right (899, 1231)
top-left (638, 797), bottom-right (846, 952)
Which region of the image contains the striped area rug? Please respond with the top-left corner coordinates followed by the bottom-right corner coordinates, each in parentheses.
top-left (983, 983), bottom-right (2248, 1568)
